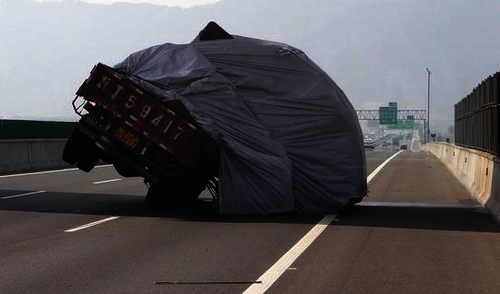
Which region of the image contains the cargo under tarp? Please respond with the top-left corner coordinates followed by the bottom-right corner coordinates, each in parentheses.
top-left (114, 22), bottom-right (367, 214)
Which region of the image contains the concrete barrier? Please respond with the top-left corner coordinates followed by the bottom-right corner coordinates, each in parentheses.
top-left (0, 139), bottom-right (71, 175)
top-left (424, 143), bottom-right (500, 223)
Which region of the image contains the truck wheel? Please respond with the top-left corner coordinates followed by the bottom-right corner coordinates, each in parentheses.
top-left (182, 178), bottom-right (207, 201)
top-left (76, 140), bottom-right (100, 172)
top-left (145, 185), bottom-right (163, 207)
top-left (145, 184), bottom-right (180, 211)
top-left (62, 128), bottom-right (87, 164)
top-left (113, 162), bottom-right (139, 177)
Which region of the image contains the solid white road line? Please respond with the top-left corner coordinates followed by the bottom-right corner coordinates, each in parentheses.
top-left (242, 150), bottom-right (404, 294)
top-left (64, 216), bottom-right (120, 233)
top-left (0, 165), bottom-right (113, 178)
top-left (0, 190), bottom-right (46, 200)
top-left (367, 150), bottom-right (404, 183)
top-left (242, 214), bottom-right (337, 294)
top-left (93, 178), bottom-right (123, 185)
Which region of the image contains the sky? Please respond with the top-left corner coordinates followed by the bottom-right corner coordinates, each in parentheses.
top-left (2, 0), bottom-right (499, 138)
top-left (33, 0), bottom-right (222, 7)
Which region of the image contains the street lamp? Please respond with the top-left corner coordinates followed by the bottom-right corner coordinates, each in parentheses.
top-left (426, 68), bottom-right (431, 143)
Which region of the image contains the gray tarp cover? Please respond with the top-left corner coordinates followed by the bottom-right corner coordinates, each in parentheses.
top-left (115, 27), bottom-right (367, 214)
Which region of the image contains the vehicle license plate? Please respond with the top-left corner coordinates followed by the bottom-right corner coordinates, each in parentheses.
top-left (115, 127), bottom-right (139, 148)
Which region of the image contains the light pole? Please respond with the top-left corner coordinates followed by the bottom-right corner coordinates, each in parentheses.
top-left (426, 68), bottom-right (431, 143)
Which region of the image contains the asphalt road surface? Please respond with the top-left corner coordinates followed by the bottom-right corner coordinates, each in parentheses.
top-left (1, 147), bottom-right (499, 294)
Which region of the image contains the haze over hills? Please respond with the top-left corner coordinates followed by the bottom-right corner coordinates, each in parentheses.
top-left (1, 0), bottom-right (499, 137)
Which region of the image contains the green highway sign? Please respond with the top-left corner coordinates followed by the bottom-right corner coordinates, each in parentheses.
top-left (387, 120), bottom-right (414, 129)
top-left (388, 102), bottom-right (398, 108)
top-left (379, 106), bottom-right (398, 124)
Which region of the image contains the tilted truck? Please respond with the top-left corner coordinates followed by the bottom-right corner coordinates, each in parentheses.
top-left (62, 63), bottom-right (220, 207)
top-left (63, 22), bottom-right (367, 214)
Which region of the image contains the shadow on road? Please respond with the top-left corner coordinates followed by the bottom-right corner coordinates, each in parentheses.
top-left (0, 190), bottom-right (324, 225)
top-left (338, 204), bottom-right (499, 233)
top-left (1, 189), bottom-right (499, 233)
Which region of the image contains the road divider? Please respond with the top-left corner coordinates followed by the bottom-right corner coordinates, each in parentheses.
top-left (0, 139), bottom-right (70, 175)
top-left (424, 143), bottom-right (500, 223)
top-left (0, 164), bottom-right (113, 178)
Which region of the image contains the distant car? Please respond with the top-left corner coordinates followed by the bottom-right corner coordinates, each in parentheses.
top-left (364, 138), bottom-right (375, 149)
top-left (400, 144), bottom-right (408, 150)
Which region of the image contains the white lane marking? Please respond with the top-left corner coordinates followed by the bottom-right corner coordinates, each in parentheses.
top-left (242, 151), bottom-right (403, 294)
top-left (0, 164), bottom-right (113, 178)
top-left (358, 201), bottom-right (482, 210)
top-left (93, 178), bottom-right (123, 185)
top-left (1, 190), bottom-right (46, 200)
top-left (64, 216), bottom-right (120, 233)
top-left (367, 150), bottom-right (404, 183)
top-left (242, 214), bottom-right (336, 294)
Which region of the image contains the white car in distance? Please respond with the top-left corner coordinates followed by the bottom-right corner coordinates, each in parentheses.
top-left (363, 138), bottom-right (375, 149)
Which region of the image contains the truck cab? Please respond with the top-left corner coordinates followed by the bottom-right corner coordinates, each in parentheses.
top-left (62, 63), bottom-right (220, 207)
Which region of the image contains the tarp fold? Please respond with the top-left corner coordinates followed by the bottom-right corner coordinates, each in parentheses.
top-left (114, 23), bottom-right (366, 214)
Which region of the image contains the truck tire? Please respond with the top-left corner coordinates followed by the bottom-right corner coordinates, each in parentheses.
top-left (182, 178), bottom-right (207, 201)
top-left (113, 162), bottom-right (139, 177)
top-left (62, 128), bottom-right (87, 165)
top-left (76, 140), bottom-right (100, 172)
top-left (145, 184), bottom-right (182, 210)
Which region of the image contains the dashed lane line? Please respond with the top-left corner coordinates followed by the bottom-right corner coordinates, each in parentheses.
top-left (0, 190), bottom-right (46, 200)
top-left (93, 178), bottom-right (123, 185)
top-left (64, 217), bottom-right (120, 233)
